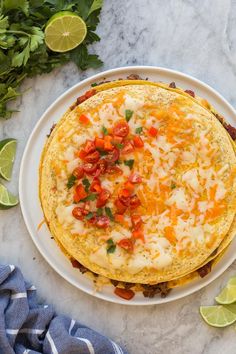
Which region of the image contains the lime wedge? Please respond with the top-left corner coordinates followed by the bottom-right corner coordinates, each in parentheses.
top-left (215, 277), bottom-right (236, 304)
top-left (45, 11), bottom-right (87, 52)
top-left (0, 138), bottom-right (17, 181)
top-left (200, 304), bottom-right (236, 327)
top-left (0, 183), bottom-right (18, 209)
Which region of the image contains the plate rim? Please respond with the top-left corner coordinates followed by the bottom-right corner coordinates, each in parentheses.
top-left (19, 65), bottom-right (236, 305)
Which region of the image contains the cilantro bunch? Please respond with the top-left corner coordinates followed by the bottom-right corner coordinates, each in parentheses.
top-left (0, 0), bottom-right (103, 118)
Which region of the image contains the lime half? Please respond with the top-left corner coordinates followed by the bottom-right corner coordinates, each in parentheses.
top-left (0, 183), bottom-right (18, 209)
top-left (0, 138), bottom-right (17, 181)
top-left (200, 304), bottom-right (236, 327)
top-left (215, 277), bottom-right (236, 304)
top-left (45, 11), bottom-right (87, 52)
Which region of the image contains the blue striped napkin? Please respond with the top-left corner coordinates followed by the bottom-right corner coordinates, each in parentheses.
top-left (0, 264), bottom-right (128, 354)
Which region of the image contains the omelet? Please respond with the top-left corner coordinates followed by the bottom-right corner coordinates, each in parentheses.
top-left (39, 79), bottom-right (236, 291)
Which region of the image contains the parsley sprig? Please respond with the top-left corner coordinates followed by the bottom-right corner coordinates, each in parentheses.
top-left (0, 0), bottom-right (103, 118)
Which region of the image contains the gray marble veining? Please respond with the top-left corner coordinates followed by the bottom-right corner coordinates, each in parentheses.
top-left (1, 1), bottom-right (236, 353)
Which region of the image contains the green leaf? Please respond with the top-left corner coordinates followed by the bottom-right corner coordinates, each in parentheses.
top-left (135, 126), bottom-right (143, 134)
top-left (12, 44), bottom-right (30, 67)
top-left (125, 109), bottom-right (133, 122)
top-left (3, 0), bottom-right (29, 15)
top-left (76, 0), bottom-right (94, 19)
top-left (82, 193), bottom-right (97, 202)
top-left (102, 125), bottom-right (108, 135)
top-left (0, 15), bottom-right (9, 30)
top-left (88, 0), bottom-right (103, 16)
top-left (106, 238), bottom-right (116, 253)
top-left (171, 181), bottom-right (176, 189)
top-left (124, 159), bottom-right (134, 170)
top-left (82, 178), bottom-right (90, 192)
top-left (105, 206), bottom-right (114, 221)
top-left (85, 212), bottom-right (94, 220)
top-left (115, 143), bottom-right (123, 149)
top-left (96, 207), bottom-right (103, 216)
top-left (29, 26), bottom-right (44, 51)
top-left (67, 174), bottom-right (77, 189)
top-left (107, 245), bottom-right (116, 254)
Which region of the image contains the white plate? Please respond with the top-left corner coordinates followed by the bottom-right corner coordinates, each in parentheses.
top-left (19, 66), bottom-right (236, 305)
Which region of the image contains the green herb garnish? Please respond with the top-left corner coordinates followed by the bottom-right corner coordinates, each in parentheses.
top-left (125, 109), bottom-right (133, 122)
top-left (105, 207), bottom-right (114, 221)
top-left (171, 182), bottom-right (176, 189)
top-left (82, 178), bottom-right (90, 193)
top-left (67, 175), bottom-right (77, 189)
top-left (98, 150), bottom-right (108, 156)
top-left (82, 193), bottom-right (97, 202)
top-left (116, 143), bottom-right (124, 149)
top-left (85, 212), bottom-right (94, 220)
top-left (135, 127), bottom-right (143, 134)
top-left (91, 82), bottom-right (98, 87)
top-left (102, 125), bottom-right (109, 135)
top-left (0, 1), bottom-right (103, 119)
top-left (97, 208), bottom-right (103, 216)
top-left (106, 238), bottom-right (116, 253)
top-left (124, 159), bottom-right (134, 170)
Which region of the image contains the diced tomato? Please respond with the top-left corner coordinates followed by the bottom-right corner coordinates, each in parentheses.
top-left (121, 140), bottom-right (134, 154)
top-left (84, 150), bottom-right (100, 163)
top-left (73, 184), bottom-right (88, 203)
top-left (148, 126), bottom-right (158, 137)
top-left (118, 189), bottom-right (131, 206)
top-left (104, 147), bottom-right (120, 163)
top-left (131, 215), bottom-right (143, 229)
top-left (106, 165), bottom-right (123, 175)
top-left (104, 135), bottom-right (114, 151)
top-left (113, 121), bottom-right (129, 137)
top-left (95, 137), bottom-right (105, 150)
top-left (114, 214), bottom-right (125, 223)
top-left (90, 178), bottom-right (102, 193)
top-left (112, 136), bottom-right (123, 145)
top-left (96, 216), bottom-right (110, 228)
top-left (72, 207), bottom-right (87, 220)
top-left (117, 238), bottom-right (134, 252)
top-left (96, 189), bottom-right (111, 207)
top-left (85, 89), bottom-right (96, 99)
top-left (79, 114), bottom-right (90, 125)
top-left (84, 140), bottom-right (96, 154)
top-left (128, 173), bottom-right (142, 184)
top-left (114, 287), bottom-right (135, 300)
top-left (133, 135), bottom-right (144, 148)
top-left (130, 194), bottom-right (141, 209)
top-left (119, 188), bottom-right (131, 198)
top-left (113, 121), bottom-right (129, 138)
top-left (96, 159), bottom-right (107, 175)
top-left (114, 199), bottom-right (127, 214)
top-left (124, 181), bottom-right (135, 194)
top-left (78, 150), bottom-right (87, 160)
top-left (132, 229), bottom-right (145, 242)
top-left (83, 163), bottom-right (97, 175)
top-left (72, 166), bottom-right (84, 179)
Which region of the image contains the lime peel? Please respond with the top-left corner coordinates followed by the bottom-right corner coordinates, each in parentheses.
top-left (0, 183), bottom-right (18, 209)
top-left (215, 277), bottom-right (236, 305)
top-left (0, 138), bottom-right (17, 181)
top-left (200, 304), bottom-right (236, 328)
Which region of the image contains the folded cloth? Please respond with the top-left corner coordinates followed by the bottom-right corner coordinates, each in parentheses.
top-left (0, 265), bottom-right (128, 354)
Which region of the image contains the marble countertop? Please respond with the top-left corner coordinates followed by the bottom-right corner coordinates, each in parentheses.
top-left (1, 1), bottom-right (236, 353)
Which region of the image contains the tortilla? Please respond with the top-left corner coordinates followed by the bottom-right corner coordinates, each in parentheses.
top-left (39, 80), bottom-right (236, 284)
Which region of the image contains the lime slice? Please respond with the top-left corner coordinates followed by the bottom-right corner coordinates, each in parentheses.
top-left (0, 138), bottom-right (17, 181)
top-left (215, 277), bottom-right (236, 304)
top-left (0, 183), bottom-right (18, 209)
top-left (200, 304), bottom-right (236, 327)
top-left (45, 11), bottom-right (87, 52)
